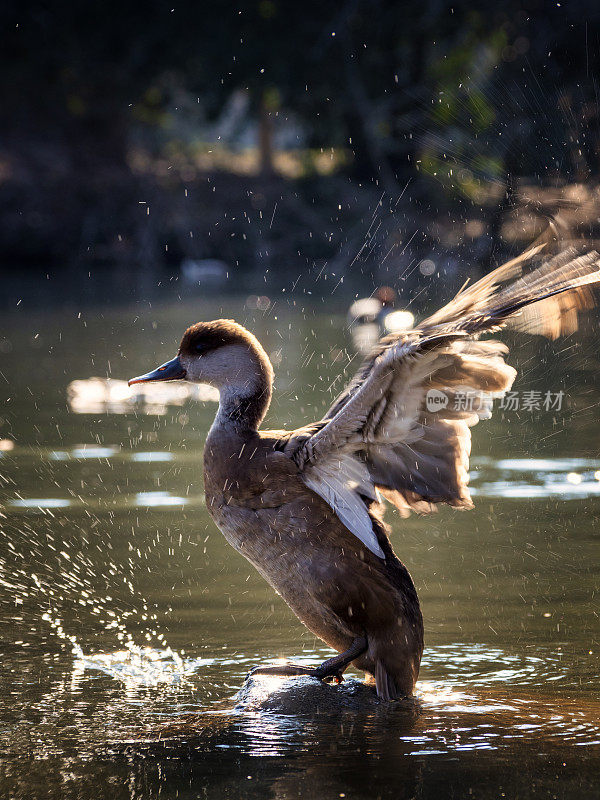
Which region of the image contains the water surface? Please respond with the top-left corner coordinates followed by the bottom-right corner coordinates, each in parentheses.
top-left (1, 298), bottom-right (599, 799)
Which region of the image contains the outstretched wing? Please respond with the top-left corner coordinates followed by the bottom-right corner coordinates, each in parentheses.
top-left (285, 246), bottom-right (600, 559)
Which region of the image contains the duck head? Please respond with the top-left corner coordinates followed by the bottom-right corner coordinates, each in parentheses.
top-left (128, 319), bottom-right (274, 427)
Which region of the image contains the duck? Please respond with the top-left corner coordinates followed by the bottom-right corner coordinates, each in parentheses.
top-left (348, 287), bottom-right (416, 355)
top-left (128, 244), bottom-right (600, 700)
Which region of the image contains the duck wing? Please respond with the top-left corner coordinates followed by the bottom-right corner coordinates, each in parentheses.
top-left (284, 246), bottom-right (600, 559)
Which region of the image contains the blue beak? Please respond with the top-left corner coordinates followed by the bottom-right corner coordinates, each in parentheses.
top-left (128, 356), bottom-right (186, 386)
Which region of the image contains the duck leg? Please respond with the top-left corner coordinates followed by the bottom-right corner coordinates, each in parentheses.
top-left (249, 636), bottom-right (368, 684)
top-left (312, 635), bottom-right (368, 682)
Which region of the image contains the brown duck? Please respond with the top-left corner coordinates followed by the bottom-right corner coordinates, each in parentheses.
top-left (129, 245), bottom-right (600, 700)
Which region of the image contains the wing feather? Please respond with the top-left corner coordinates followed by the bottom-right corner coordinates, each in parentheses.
top-left (301, 453), bottom-right (384, 559)
top-left (287, 244), bottom-right (600, 559)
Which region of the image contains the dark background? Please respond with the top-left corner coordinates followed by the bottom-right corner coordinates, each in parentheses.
top-left (2, 0), bottom-right (600, 305)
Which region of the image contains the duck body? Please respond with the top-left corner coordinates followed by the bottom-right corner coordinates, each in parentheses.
top-left (203, 423), bottom-right (423, 697)
top-left (129, 244), bottom-right (600, 700)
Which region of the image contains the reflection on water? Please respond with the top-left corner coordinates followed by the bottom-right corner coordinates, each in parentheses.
top-left (50, 445), bottom-right (120, 459)
top-left (1, 299), bottom-right (599, 798)
top-left (67, 377), bottom-right (218, 414)
top-left (134, 491), bottom-right (189, 507)
top-left (6, 451), bottom-right (600, 511)
top-left (470, 456), bottom-right (600, 499)
top-left (10, 497), bottom-right (72, 508)
top-left (130, 451), bottom-right (174, 462)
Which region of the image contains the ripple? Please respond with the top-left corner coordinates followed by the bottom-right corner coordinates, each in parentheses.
top-left (9, 497), bottom-right (72, 508)
top-left (5, 491), bottom-right (200, 512)
top-left (470, 458), bottom-right (600, 500)
top-left (492, 458), bottom-right (600, 471)
top-left (421, 643), bottom-right (545, 685)
top-left (130, 452), bottom-right (175, 462)
top-left (46, 447), bottom-right (178, 463)
top-left (9, 449), bottom-right (600, 505)
top-left (134, 492), bottom-right (189, 507)
top-left (49, 446), bottom-right (120, 460)
top-left (471, 480), bottom-right (600, 499)
top-left (75, 446), bottom-right (120, 459)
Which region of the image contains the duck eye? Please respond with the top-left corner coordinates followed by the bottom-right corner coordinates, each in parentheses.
top-left (195, 342), bottom-right (206, 354)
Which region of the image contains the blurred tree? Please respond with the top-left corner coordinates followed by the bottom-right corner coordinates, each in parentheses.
top-left (1, 0), bottom-right (599, 271)
top-left (3, 0), bottom-right (599, 181)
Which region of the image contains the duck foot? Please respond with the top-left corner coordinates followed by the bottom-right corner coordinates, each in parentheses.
top-left (248, 636), bottom-right (368, 685)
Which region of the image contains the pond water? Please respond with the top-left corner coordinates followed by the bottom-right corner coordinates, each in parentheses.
top-left (0, 297), bottom-right (599, 799)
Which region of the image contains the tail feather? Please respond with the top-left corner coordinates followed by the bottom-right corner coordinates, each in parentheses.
top-left (374, 661), bottom-right (401, 701)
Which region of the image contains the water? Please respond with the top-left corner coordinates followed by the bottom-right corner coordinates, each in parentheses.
top-left (1, 298), bottom-right (599, 799)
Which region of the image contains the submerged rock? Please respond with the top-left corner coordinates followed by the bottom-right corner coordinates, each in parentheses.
top-left (233, 673), bottom-right (417, 715)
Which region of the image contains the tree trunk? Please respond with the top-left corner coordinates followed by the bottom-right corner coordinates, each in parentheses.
top-left (258, 94), bottom-right (275, 178)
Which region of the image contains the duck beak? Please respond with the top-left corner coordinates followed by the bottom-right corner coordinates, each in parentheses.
top-left (128, 356), bottom-right (186, 386)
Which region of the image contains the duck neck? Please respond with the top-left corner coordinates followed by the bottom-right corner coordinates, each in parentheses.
top-left (210, 357), bottom-right (273, 437)
top-left (214, 384), bottom-right (271, 435)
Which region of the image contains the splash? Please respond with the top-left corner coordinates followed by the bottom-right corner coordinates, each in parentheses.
top-left (71, 642), bottom-right (212, 688)
top-left (37, 605), bottom-right (210, 688)
top-left (3, 543), bottom-right (202, 690)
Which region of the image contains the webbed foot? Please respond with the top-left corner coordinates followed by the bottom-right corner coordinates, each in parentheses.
top-left (247, 636), bottom-right (368, 685)
top-left (247, 663), bottom-right (314, 679)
